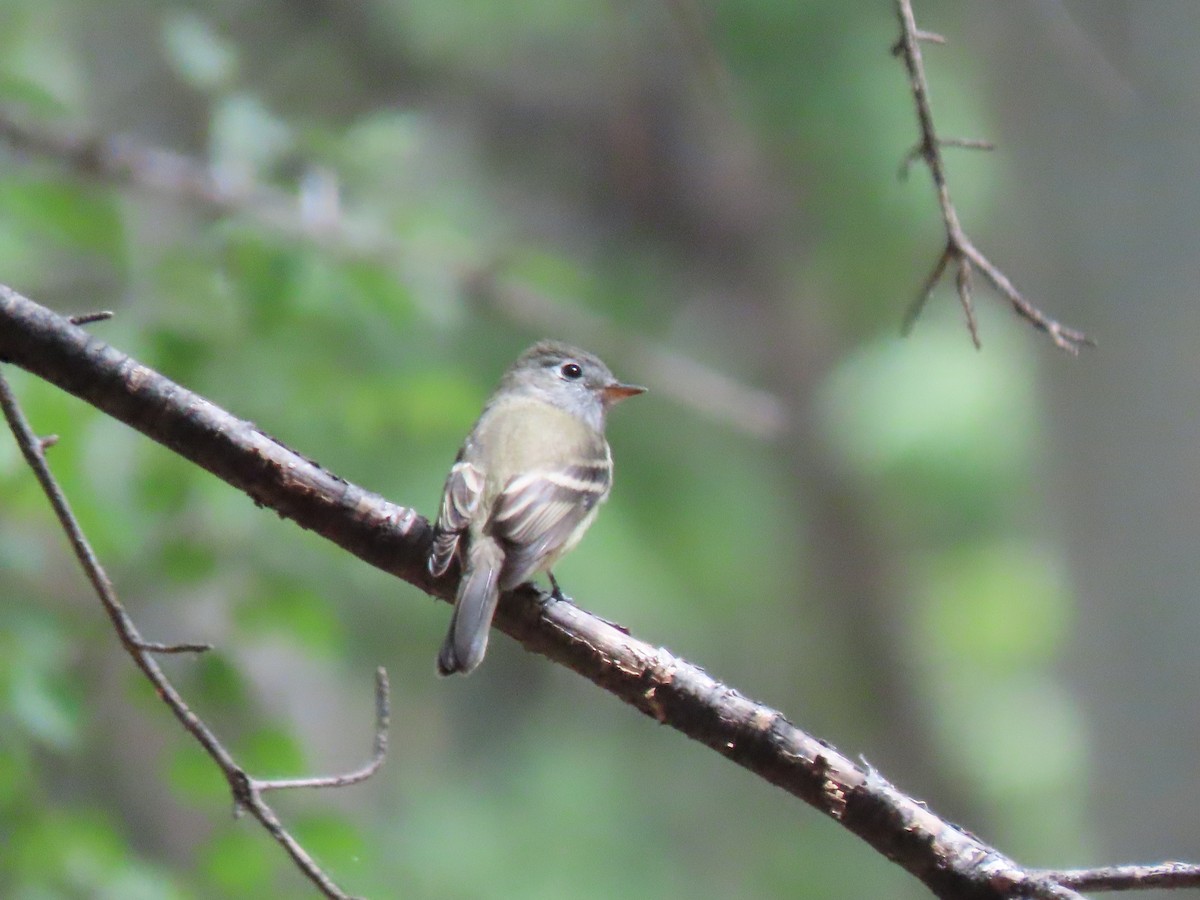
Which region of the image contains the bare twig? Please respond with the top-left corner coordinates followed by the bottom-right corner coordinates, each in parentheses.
top-left (0, 110), bottom-right (785, 439)
top-left (1032, 862), bottom-right (1200, 893)
top-left (899, 137), bottom-right (995, 180)
top-left (256, 667), bottom-right (390, 795)
top-left (134, 639), bottom-right (214, 654)
top-left (0, 364), bottom-right (388, 900)
top-left (9, 284), bottom-right (1197, 899)
top-left (893, 0), bottom-right (1091, 353)
top-left (67, 310), bottom-right (114, 326)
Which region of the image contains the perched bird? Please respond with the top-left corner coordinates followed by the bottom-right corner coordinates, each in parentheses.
top-left (428, 340), bottom-right (644, 675)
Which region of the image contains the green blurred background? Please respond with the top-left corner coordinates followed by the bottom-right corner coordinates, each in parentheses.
top-left (0, 1), bottom-right (1194, 897)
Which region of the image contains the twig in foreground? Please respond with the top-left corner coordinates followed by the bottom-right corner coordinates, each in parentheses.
top-left (0, 369), bottom-right (388, 900)
top-left (892, 0), bottom-right (1091, 354)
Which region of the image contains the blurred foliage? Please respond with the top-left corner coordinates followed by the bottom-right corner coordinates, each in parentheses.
top-left (0, 1), bottom-right (1085, 898)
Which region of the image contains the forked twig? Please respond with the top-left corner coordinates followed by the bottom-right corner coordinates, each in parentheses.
top-left (893, 0), bottom-right (1091, 353)
top-left (0, 369), bottom-right (388, 900)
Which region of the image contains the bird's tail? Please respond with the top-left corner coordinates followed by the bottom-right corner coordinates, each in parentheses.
top-left (437, 536), bottom-right (504, 676)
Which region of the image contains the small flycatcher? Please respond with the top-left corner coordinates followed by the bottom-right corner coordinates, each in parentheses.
top-left (428, 340), bottom-right (645, 675)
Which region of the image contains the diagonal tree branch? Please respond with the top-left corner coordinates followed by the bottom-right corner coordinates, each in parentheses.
top-left (7, 284), bottom-right (1195, 898)
top-left (0, 357), bottom-right (391, 900)
top-left (893, 0), bottom-right (1092, 354)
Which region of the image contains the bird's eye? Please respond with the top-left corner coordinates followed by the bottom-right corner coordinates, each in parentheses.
top-left (560, 362), bottom-right (583, 380)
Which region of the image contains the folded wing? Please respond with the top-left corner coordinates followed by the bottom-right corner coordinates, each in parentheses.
top-left (491, 454), bottom-right (612, 587)
top-left (427, 459), bottom-right (484, 577)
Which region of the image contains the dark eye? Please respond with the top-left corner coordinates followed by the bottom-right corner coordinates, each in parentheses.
top-left (560, 362), bottom-right (583, 380)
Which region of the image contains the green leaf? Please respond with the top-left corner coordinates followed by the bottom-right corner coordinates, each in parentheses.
top-left (0, 612), bottom-right (81, 749)
top-left (0, 177), bottom-right (125, 261)
top-left (10, 666), bottom-right (80, 749)
top-left (166, 743), bottom-right (226, 806)
top-left (919, 541), bottom-right (1070, 669)
top-left (0, 739), bottom-right (29, 813)
top-left (159, 537), bottom-right (218, 583)
top-left (200, 829), bottom-right (275, 897)
top-left (9, 808), bottom-right (123, 889)
top-left (136, 453), bottom-right (196, 515)
top-left (237, 726), bottom-right (305, 778)
top-left (222, 235), bottom-right (301, 335)
top-left (161, 12), bottom-right (238, 91)
top-left (234, 582), bottom-right (343, 657)
top-left (0, 72), bottom-right (68, 115)
top-left (339, 259), bottom-right (414, 324)
top-left (192, 654), bottom-right (248, 708)
top-left (292, 813), bottom-right (366, 872)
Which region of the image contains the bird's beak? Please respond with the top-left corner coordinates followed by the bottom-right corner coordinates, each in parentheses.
top-left (602, 382), bottom-right (647, 405)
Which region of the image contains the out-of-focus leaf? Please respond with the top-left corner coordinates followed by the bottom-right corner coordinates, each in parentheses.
top-left (954, 677), bottom-right (1086, 795)
top-left (919, 542), bottom-right (1070, 669)
top-left (0, 177), bottom-right (125, 261)
top-left (210, 92), bottom-right (292, 172)
top-left (818, 323), bottom-right (1036, 483)
top-left (0, 738), bottom-right (28, 812)
top-left (0, 72), bottom-right (68, 115)
top-left (159, 538), bottom-right (218, 583)
top-left (199, 829), bottom-right (275, 898)
top-left (338, 259), bottom-right (414, 324)
top-left (10, 665), bottom-right (80, 749)
top-left (9, 809), bottom-right (120, 888)
top-left (222, 235), bottom-right (300, 335)
top-left (192, 654), bottom-right (247, 707)
top-left (355, 371), bottom-right (482, 439)
top-left (166, 743), bottom-right (226, 805)
top-left (292, 814), bottom-right (366, 869)
top-left (161, 11), bottom-right (237, 91)
top-left (234, 581), bottom-right (343, 657)
top-left (136, 453), bottom-right (195, 515)
top-left (237, 725), bottom-right (305, 778)
top-left (0, 611), bottom-right (81, 750)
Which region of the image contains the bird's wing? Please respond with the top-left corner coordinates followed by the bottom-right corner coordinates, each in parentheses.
top-left (490, 455), bottom-right (611, 587)
top-left (427, 459), bottom-right (484, 577)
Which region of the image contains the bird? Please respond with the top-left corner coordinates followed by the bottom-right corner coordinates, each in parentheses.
top-left (428, 340), bottom-right (644, 675)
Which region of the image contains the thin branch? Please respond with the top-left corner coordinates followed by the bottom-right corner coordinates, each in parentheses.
top-left (0, 364), bottom-right (388, 900)
top-left (0, 110), bottom-right (785, 439)
top-left (893, 0), bottom-right (1091, 353)
top-left (134, 639), bottom-right (214, 654)
top-left (9, 284), bottom-right (1195, 900)
top-left (940, 137), bottom-right (995, 152)
top-left (257, 667), bottom-right (390, 794)
top-left (67, 310), bottom-right (114, 326)
top-left (1032, 862), bottom-right (1200, 893)
top-left (899, 137), bottom-right (994, 180)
